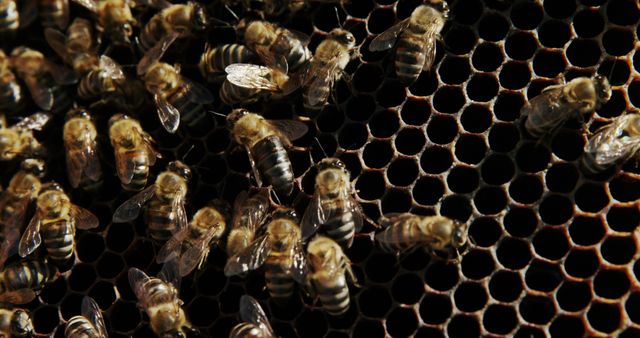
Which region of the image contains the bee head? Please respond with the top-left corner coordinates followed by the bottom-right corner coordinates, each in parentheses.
top-left (593, 74), bottom-right (612, 104)
top-left (317, 157), bottom-right (348, 173)
top-left (21, 158), bottom-right (46, 177)
top-left (451, 220), bottom-right (469, 249)
top-left (40, 182), bottom-right (63, 194)
top-left (108, 114), bottom-right (129, 128)
top-left (272, 207), bottom-right (298, 222)
top-left (168, 161), bottom-right (192, 181)
top-left (10, 309), bottom-right (34, 337)
top-left (428, 0), bottom-right (450, 17)
top-left (328, 29), bottom-right (356, 48)
top-left (190, 3), bottom-right (209, 31)
top-left (65, 108), bottom-right (91, 121)
top-left (108, 24), bottom-right (133, 45)
top-left (226, 109), bottom-right (250, 129)
top-left (206, 199), bottom-right (231, 224)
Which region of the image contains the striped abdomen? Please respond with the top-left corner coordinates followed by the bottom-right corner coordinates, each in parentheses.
top-left (142, 278), bottom-right (176, 308)
top-left (312, 274), bottom-right (349, 316)
top-left (0, 0), bottom-right (19, 35)
top-left (375, 219), bottom-right (421, 253)
top-left (139, 16), bottom-right (166, 51)
top-left (264, 253), bottom-right (295, 301)
top-left (219, 80), bottom-right (260, 105)
top-left (77, 70), bottom-right (115, 100)
top-left (146, 197), bottom-right (179, 242)
top-left (166, 85), bottom-right (204, 128)
top-left (65, 317), bottom-right (100, 338)
top-left (117, 149), bottom-right (150, 191)
top-left (285, 43), bottom-right (311, 72)
top-left (199, 44), bottom-right (256, 81)
top-left (38, 0), bottom-right (69, 29)
top-left (0, 260), bottom-right (57, 294)
top-left (321, 205), bottom-right (357, 249)
top-left (252, 136), bottom-right (294, 196)
top-left (395, 27), bottom-right (427, 85)
top-left (41, 219), bottom-right (75, 263)
top-left (229, 323), bottom-right (263, 338)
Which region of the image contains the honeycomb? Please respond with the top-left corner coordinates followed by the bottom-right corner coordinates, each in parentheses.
top-left (1, 0), bottom-right (640, 337)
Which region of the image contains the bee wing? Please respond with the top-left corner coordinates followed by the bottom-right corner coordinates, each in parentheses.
top-left (369, 18), bottom-right (411, 52)
top-left (23, 76), bottom-right (54, 111)
top-left (112, 185), bottom-right (156, 223)
top-left (231, 191), bottom-right (249, 229)
top-left (44, 28), bottom-right (71, 63)
top-left (421, 29), bottom-right (439, 71)
top-left (84, 144), bottom-right (102, 182)
top-left (158, 255), bottom-right (181, 289)
top-left (156, 227), bottom-right (189, 264)
top-left (225, 64), bottom-right (281, 92)
top-left (302, 61), bottom-right (338, 107)
top-left (172, 194), bottom-right (188, 232)
top-left (128, 267), bottom-right (152, 306)
top-left (18, 214), bottom-right (42, 257)
top-left (224, 234), bottom-right (270, 276)
top-left (13, 112), bottom-right (51, 131)
top-left (66, 149), bottom-right (87, 189)
top-left (245, 146), bottom-right (263, 188)
top-left (288, 239), bottom-right (308, 284)
top-left (81, 296), bottom-right (107, 338)
top-left (178, 224), bottom-right (221, 276)
top-left (154, 92), bottom-right (181, 133)
top-left (232, 189), bottom-right (270, 230)
top-left (71, 205), bottom-right (99, 229)
top-left (46, 62), bottom-right (78, 85)
top-left (137, 32), bottom-right (179, 75)
top-left (239, 295), bottom-right (275, 336)
top-left (268, 119), bottom-right (309, 142)
top-left (588, 116), bottom-right (640, 165)
top-left (0, 227), bottom-right (20, 269)
top-left (253, 45), bottom-right (289, 73)
top-left (71, 0), bottom-right (99, 13)
top-left (140, 131), bottom-right (159, 166)
top-left (182, 76), bottom-right (214, 104)
top-left (0, 289), bottom-right (36, 304)
top-left (301, 193), bottom-right (327, 240)
top-left (99, 55), bottom-right (126, 81)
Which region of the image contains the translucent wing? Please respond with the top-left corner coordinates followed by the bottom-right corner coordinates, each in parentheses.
top-left (158, 256), bottom-right (181, 289)
top-left (268, 119), bottom-right (309, 142)
top-left (246, 147), bottom-right (263, 188)
top-left (137, 32), bottom-right (178, 75)
top-left (154, 93), bottom-right (181, 133)
top-left (303, 61), bottom-right (338, 107)
top-left (225, 64), bottom-right (280, 91)
top-left (178, 225), bottom-right (220, 276)
top-left (239, 295), bottom-right (275, 336)
top-left (588, 115), bottom-right (640, 165)
top-left (224, 234), bottom-right (270, 276)
top-left (66, 149), bottom-right (87, 188)
top-left (112, 185), bottom-right (156, 222)
top-left (156, 227), bottom-right (189, 263)
top-left (13, 112), bottom-right (51, 131)
top-left (81, 296), bottom-right (107, 338)
top-left (288, 239), bottom-right (308, 284)
top-left (71, 205), bottom-right (99, 229)
top-left (232, 189), bottom-right (270, 230)
top-left (172, 194), bottom-right (188, 232)
top-left (231, 191), bottom-right (248, 229)
top-left (44, 28), bottom-right (71, 63)
top-left (300, 193), bottom-right (326, 240)
top-left (83, 144), bottom-right (102, 182)
top-left (99, 55), bottom-right (126, 81)
top-left (253, 45), bottom-right (288, 73)
top-left (140, 131), bottom-right (159, 166)
top-left (421, 30), bottom-right (438, 71)
top-left (18, 214), bottom-right (41, 257)
top-left (183, 77), bottom-right (214, 104)
top-left (128, 267), bottom-right (152, 306)
top-left (0, 228), bottom-right (20, 269)
top-left (369, 18), bottom-right (411, 51)
top-left (71, 0), bottom-right (99, 13)
top-left (23, 76), bottom-right (54, 111)
top-left (0, 289), bottom-right (36, 304)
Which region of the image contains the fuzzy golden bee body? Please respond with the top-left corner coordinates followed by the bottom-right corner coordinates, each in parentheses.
top-left (0, 307), bottom-right (34, 338)
top-left (71, 0), bottom-right (136, 45)
top-left (0, 259), bottom-right (58, 304)
top-left (0, 50), bottom-right (24, 113)
top-left (227, 188), bottom-right (270, 258)
top-left (63, 108), bottom-right (102, 189)
top-left (199, 43), bottom-right (257, 82)
top-left (582, 114), bottom-right (640, 174)
top-left (229, 295), bottom-right (276, 338)
top-left (0, 113), bottom-right (50, 161)
top-left (64, 296), bottom-right (107, 338)
top-left (139, 1), bottom-right (208, 51)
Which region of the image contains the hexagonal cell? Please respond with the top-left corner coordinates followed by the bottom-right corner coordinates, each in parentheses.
top-left (496, 237), bottom-right (532, 270)
top-left (386, 307), bottom-right (418, 337)
top-left (358, 286), bottom-right (392, 318)
top-left (455, 135), bottom-right (487, 165)
top-left (424, 261), bottom-right (460, 292)
top-left (564, 248), bottom-right (600, 279)
top-left (593, 268), bottom-right (630, 299)
top-left (420, 293), bottom-right (452, 325)
top-left (454, 281), bottom-right (488, 312)
top-left (483, 304), bottom-right (518, 335)
top-left (600, 235), bottom-right (636, 265)
top-left (587, 302), bottom-right (622, 334)
top-left (557, 281), bottom-right (592, 312)
top-left (503, 207), bottom-right (538, 238)
top-left (461, 249), bottom-right (495, 280)
top-left (447, 315), bottom-right (481, 338)
top-left (525, 260), bottom-right (563, 292)
top-left (520, 294), bottom-right (556, 325)
top-left (532, 227), bottom-right (570, 260)
top-left (413, 176), bottom-right (445, 206)
top-left (550, 315), bottom-right (586, 338)
top-left (468, 217), bottom-right (502, 248)
top-left (489, 270), bottom-right (523, 302)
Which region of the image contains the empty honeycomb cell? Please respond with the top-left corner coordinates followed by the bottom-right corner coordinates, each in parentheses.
top-left (468, 217), bottom-right (502, 247)
top-left (447, 166), bottom-right (480, 193)
top-left (505, 32), bottom-right (538, 61)
top-left (408, 71), bottom-right (439, 97)
top-left (89, 281), bottom-right (117, 308)
top-left (367, 7), bottom-right (396, 34)
top-left (497, 237), bottom-right (532, 270)
top-left (621, 328), bottom-right (640, 338)
top-left (391, 273), bottom-right (424, 305)
top-left (346, 95), bottom-right (376, 121)
top-left (466, 74), bottom-right (499, 102)
top-left (509, 174), bottom-right (543, 204)
top-left (439, 56), bottom-right (471, 85)
top-left (68, 263), bottom-right (97, 292)
top-left (493, 92), bottom-right (525, 122)
top-left (606, 0), bottom-right (640, 25)
top-left (314, 5), bottom-right (348, 32)
top-left (545, 163), bottom-right (579, 193)
top-left (424, 261), bottom-right (460, 292)
top-left (481, 154), bottom-right (515, 185)
top-left (549, 315), bottom-right (585, 338)
top-left (603, 28), bottom-right (635, 57)
top-left (316, 107), bottom-right (345, 133)
top-left (455, 134), bottom-right (487, 164)
top-left (353, 64), bottom-right (384, 94)
top-left (110, 301), bottom-right (140, 333)
top-left (544, 0), bottom-right (577, 18)
top-left (472, 42), bottom-right (504, 72)
top-left (609, 175), bottom-right (640, 202)
top-left (601, 235), bottom-right (636, 265)
top-left (358, 286), bottom-right (393, 318)
top-left (343, 0), bottom-right (373, 18)
top-left (520, 295), bottom-right (556, 325)
top-left (499, 62), bottom-right (531, 90)
top-left (478, 12), bottom-right (510, 42)
top-left (420, 293), bottom-right (453, 325)
top-left (510, 1), bottom-right (543, 30)
top-left (105, 223), bottom-right (134, 253)
top-left (461, 249), bottom-right (496, 280)
top-left (370, 110), bottom-right (400, 138)
top-left (447, 315), bottom-right (481, 338)
top-left (483, 304), bottom-right (518, 335)
top-left (538, 194), bottom-right (574, 225)
top-left (33, 306), bottom-right (58, 334)
top-left (574, 182), bottom-right (609, 213)
top-left (444, 25), bottom-right (477, 55)
top-left (365, 252), bottom-right (399, 283)
top-left (594, 268), bottom-right (630, 299)
top-left (607, 205), bottom-right (640, 233)
top-left (415, 327), bottom-right (445, 338)
top-left (569, 216), bottom-right (606, 246)
top-left (96, 252), bottom-right (125, 279)
top-left (566, 39), bottom-right (601, 67)
top-left (630, 80), bottom-right (640, 108)
top-left (454, 281), bottom-right (488, 312)
top-left (489, 124), bottom-right (520, 154)
top-left (295, 310), bottom-right (328, 338)
top-left (525, 260), bottom-right (563, 292)
top-left (440, 194), bottom-right (473, 222)
top-left (449, 0), bottom-right (483, 24)
top-left (400, 99), bottom-right (430, 126)
top-left (572, 9), bottom-right (605, 38)
top-left (538, 20), bottom-right (572, 48)
top-left (188, 297), bottom-right (219, 327)
top-left (597, 88), bottom-right (627, 118)
top-left (356, 171), bottom-right (386, 200)
top-left (395, 128), bottom-right (425, 155)
top-left (376, 80), bottom-right (407, 108)
top-left (381, 188), bottom-right (413, 213)
top-left (532, 227), bottom-right (570, 260)
top-left (60, 293), bottom-right (83, 320)
top-left (353, 319), bottom-right (385, 337)
top-left (557, 281), bottom-right (592, 312)
top-left (123, 240), bottom-right (155, 269)
top-left (413, 176), bottom-right (445, 206)
top-left (363, 140), bottom-right (393, 169)
top-left (426, 115), bottom-right (458, 145)
top-left (564, 248), bottom-right (600, 278)
top-left (433, 86), bottom-right (465, 114)
top-left (386, 307), bottom-right (418, 338)
top-left (504, 207), bottom-right (538, 238)
top-left (387, 158), bottom-right (419, 186)
top-left (587, 302), bottom-right (621, 334)
top-left (489, 270), bottom-right (523, 302)
top-left (627, 292), bottom-right (640, 323)
top-left (533, 50), bottom-right (567, 78)
top-left (474, 186), bottom-right (508, 214)
top-left (40, 277), bottom-right (67, 305)
top-left (76, 232), bottom-right (105, 263)
top-left (338, 123), bottom-right (368, 149)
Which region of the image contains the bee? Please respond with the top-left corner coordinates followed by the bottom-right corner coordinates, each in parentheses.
top-left (301, 158), bottom-right (362, 249)
top-left (35, 0), bottom-right (70, 30)
top-left (156, 201), bottom-right (228, 277)
top-left (10, 46), bottom-right (77, 112)
top-left (227, 109), bottom-right (308, 196)
top-left (65, 296), bottom-right (107, 338)
top-left (229, 295), bottom-right (276, 338)
top-left (0, 259), bottom-right (59, 304)
top-left (112, 161), bottom-right (191, 242)
top-left (0, 112), bottom-right (51, 161)
top-left (0, 159), bottom-right (46, 269)
top-left (301, 28), bottom-right (357, 111)
top-left (70, 0), bottom-right (136, 45)
top-left (222, 63), bottom-right (299, 105)
top-left (581, 114), bottom-right (640, 174)
top-left (0, 1), bottom-right (20, 40)
top-left (18, 182), bottom-right (99, 265)
top-left (139, 1), bottom-right (209, 52)
top-left (225, 208), bottom-right (307, 303)
top-left (63, 108), bottom-right (102, 189)
top-left (368, 0), bottom-right (449, 85)
top-left (522, 75), bottom-right (612, 138)
top-left (108, 114), bottom-right (159, 192)
top-left (0, 307), bottom-right (35, 337)
top-left (306, 236), bottom-right (357, 316)
top-left (226, 188), bottom-right (270, 258)
top-left (0, 50), bottom-right (25, 113)
top-left (374, 213), bottom-right (468, 258)
top-left (137, 33), bottom-right (214, 133)
top-left (199, 43), bottom-right (257, 82)
top-left (128, 259), bottom-right (194, 337)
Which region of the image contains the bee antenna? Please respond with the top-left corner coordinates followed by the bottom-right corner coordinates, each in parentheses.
top-left (209, 110), bottom-right (227, 118)
top-left (313, 137), bottom-right (328, 163)
top-left (225, 4), bottom-right (240, 22)
top-left (334, 7), bottom-right (343, 28)
top-left (270, 189), bottom-right (282, 206)
top-left (181, 144), bottom-right (195, 161)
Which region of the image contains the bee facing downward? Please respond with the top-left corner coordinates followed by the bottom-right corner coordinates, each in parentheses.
top-left (226, 188), bottom-right (270, 258)
top-left (139, 1), bottom-right (209, 52)
top-left (70, 0), bottom-right (137, 45)
top-left (0, 306), bottom-right (35, 337)
top-left (63, 108), bottom-right (102, 189)
top-left (229, 295), bottom-right (276, 338)
top-left (581, 113), bottom-right (640, 174)
top-left (65, 296), bottom-right (108, 338)
top-left (0, 112), bottom-right (51, 161)
top-left (369, 0), bottom-right (449, 85)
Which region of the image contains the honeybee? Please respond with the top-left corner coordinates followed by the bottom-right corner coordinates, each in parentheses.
top-left (0, 49), bottom-right (25, 114)
top-left (70, 0), bottom-right (136, 45)
top-left (156, 202), bottom-right (228, 277)
top-left (229, 295), bottom-right (276, 338)
top-left (226, 188), bottom-right (270, 258)
top-left (581, 114), bottom-right (640, 174)
top-left (108, 114), bottom-right (159, 192)
top-left (18, 182), bottom-right (99, 265)
top-left (222, 63), bottom-right (299, 105)
top-left (306, 236), bottom-right (356, 316)
top-left (301, 28), bottom-right (357, 110)
top-left (225, 208), bottom-right (307, 303)
top-left (0, 259), bottom-right (59, 304)
top-left (301, 158), bottom-right (362, 249)
top-left (139, 1), bottom-right (209, 51)
top-left (10, 46), bottom-right (77, 112)
top-left (64, 296), bottom-right (107, 338)
top-left (374, 213), bottom-right (468, 258)
top-left (137, 33), bottom-right (214, 133)
top-left (112, 161), bottom-right (191, 242)
top-left (63, 108), bottom-right (102, 189)
top-left (0, 307), bottom-right (34, 337)
top-left (368, 0), bottom-right (449, 85)
top-left (128, 259), bottom-right (194, 337)
top-left (522, 75), bottom-right (612, 138)
top-left (199, 43), bottom-right (257, 82)
top-left (0, 1), bottom-right (20, 40)
top-left (0, 159), bottom-right (45, 269)
top-left (0, 112), bottom-right (51, 161)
